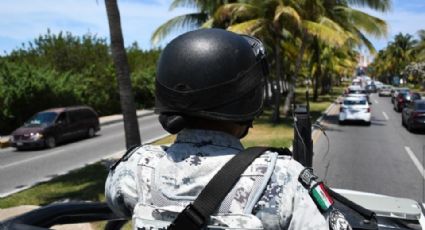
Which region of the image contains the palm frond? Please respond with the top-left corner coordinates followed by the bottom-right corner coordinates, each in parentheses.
top-left (346, 0), bottom-right (392, 12)
top-left (354, 28), bottom-right (377, 54)
top-left (227, 19), bottom-right (265, 36)
top-left (201, 18), bottom-right (214, 28)
top-left (150, 13), bottom-right (208, 46)
top-left (169, 0), bottom-right (198, 10)
top-left (213, 3), bottom-right (260, 23)
top-left (334, 6), bottom-right (387, 38)
top-left (303, 19), bottom-right (348, 47)
top-left (274, 5), bottom-right (301, 27)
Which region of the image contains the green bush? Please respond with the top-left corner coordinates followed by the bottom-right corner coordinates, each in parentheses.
top-left (0, 31), bottom-right (160, 135)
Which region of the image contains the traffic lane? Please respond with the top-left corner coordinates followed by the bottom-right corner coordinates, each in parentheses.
top-left (0, 115), bottom-right (165, 166)
top-left (372, 93), bottom-right (425, 166)
top-left (313, 98), bottom-right (423, 201)
top-left (0, 115), bottom-right (168, 197)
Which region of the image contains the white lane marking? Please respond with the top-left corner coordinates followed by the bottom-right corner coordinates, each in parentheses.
top-left (382, 112), bottom-right (389, 120)
top-left (404, 146), bottom-right (425, 180)
top-left (374, 99), bottom-right (379, 104)
top-left (0, 149), bottom-right (65, 170)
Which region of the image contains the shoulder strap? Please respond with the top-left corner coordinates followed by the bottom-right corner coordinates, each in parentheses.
top-left (168, 146), bottom-right (271, 230)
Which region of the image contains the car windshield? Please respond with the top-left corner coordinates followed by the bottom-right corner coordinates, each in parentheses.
top-left (24, 112), bottom-right (58, 127)
top-left (344, 100), bottom-right (367, 105)
top-left (349, 90), bottom-right (366, 94)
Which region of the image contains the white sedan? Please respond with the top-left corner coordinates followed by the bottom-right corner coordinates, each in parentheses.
top-left (339, 97), bottom-right (371, 125)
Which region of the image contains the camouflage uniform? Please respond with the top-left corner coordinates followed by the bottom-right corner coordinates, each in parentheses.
top-left (106, 129), bottom-right (348, 229)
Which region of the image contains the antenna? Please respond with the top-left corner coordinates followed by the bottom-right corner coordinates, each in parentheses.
top-left (292, 88), bottom-right (313, 167)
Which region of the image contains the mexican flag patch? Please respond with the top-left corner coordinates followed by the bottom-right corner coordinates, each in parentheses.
top-left (311, 183), bottom-right (333, 212)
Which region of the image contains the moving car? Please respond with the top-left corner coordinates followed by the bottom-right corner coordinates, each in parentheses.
top-left (365, 84), bottom-right (377, 93)
top-left (391, 87), bottom-right (410, 104)
top-left (394, 92), bottom-right (422, 112)
top-left (10, 106), bottom-right (100, 150)
top-left (393, 92), bottom-right (410, 112)
top-left (402, 100), bottom-right (425, 132)
top-left (339, 97), bottom-right (371, 125)
top-left (378, 85), bottom-right (392, 97)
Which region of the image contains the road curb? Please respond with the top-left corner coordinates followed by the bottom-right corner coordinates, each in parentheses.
top-left (0, 110), bottom-right (156, 149)
top-left (312, 97), bottom-right (341, 133)
top-left (99, 110), bottom-right (155, 126)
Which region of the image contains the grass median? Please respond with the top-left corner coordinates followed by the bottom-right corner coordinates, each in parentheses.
top-left (0, 86), bottom-right (344, 229)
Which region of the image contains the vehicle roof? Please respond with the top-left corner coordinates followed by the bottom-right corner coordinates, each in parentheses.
top-left (348, 85), bottom-right (362, 89)
top-left (40, 106), bottom-right (94, 113)
top-left (346, 94), bottom-right (367, 97)
top-left (394, 87), bottom-right (409, 90)
top-left (344, 96), bottom-right (367, 101)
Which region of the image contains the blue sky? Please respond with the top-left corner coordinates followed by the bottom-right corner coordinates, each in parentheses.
top-left (0, 0), bottom-right (424, 55)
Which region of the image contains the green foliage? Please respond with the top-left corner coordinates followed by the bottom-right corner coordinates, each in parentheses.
top-left (0, 31), bottom-right (159, 135)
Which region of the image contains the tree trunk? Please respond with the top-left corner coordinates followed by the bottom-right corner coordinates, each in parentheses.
top-left (271, 38), bottom-right (282, 123)
top-left (282, 31), bottom-right (308, 115)
top-left (105, 0), bottom-right (141, 149)
top-left (321, 69), bottom-right (330, 95)
top-left (312, 38), bottom-right (321, 101)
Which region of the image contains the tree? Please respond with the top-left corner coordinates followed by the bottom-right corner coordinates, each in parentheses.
top-left (416, 30), bottom-right (425, 61)
top-left (104, 0), bottom-right (141, 149)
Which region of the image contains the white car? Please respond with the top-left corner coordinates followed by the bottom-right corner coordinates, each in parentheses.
top-left (339, 97), bottom-right (371, 125)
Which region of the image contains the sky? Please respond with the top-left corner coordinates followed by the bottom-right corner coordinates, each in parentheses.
top-left (0, 0), bottom-right (424, 56)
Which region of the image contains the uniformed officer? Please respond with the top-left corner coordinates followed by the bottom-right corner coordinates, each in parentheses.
top-left (105, 28), bottom-right (351, 230)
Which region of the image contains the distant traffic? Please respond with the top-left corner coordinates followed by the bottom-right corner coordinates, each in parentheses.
top-left (340, 76), bottom-right (425, 131)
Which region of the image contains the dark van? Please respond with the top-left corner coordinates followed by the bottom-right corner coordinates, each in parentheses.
top-left (10, 106), bottom-right (100, 150)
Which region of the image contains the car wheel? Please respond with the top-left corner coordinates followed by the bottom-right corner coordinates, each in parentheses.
top-left (365, 121), bottom-right (371, 126)
top-left (407, 120), bottom-right (414, 132)
top-left (401, 117), bottom-right (405, 127)
top-left (45, 136), bottom-right (56, 149)
top-left (87, 127), bottom-right (95, 138)
top-left (338, 120), bottom-right (344, 125)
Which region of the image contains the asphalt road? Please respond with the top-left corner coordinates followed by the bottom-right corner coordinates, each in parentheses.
top-left (0, 114), bottom-right (168, 197)
top-left (313, 93), bottom-right (425, 202)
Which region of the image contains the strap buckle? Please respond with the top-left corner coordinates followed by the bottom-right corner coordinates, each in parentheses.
top-left (168, 204), bottom-right (206, 230)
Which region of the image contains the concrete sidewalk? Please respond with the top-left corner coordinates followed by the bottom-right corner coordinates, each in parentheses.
top-left (0, 110), bottom-right (154, 149)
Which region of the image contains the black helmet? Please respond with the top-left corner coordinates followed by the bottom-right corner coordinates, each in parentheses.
top-left (155, 28), bottom-right (268, 133)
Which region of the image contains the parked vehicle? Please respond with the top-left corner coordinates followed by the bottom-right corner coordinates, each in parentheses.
top-left (10, 106), bottom-right (100, 150)
top-left (378, 85), bottom-right (392, 97)
top-left (402, 100), bottom-right (425, 132)
top-left (391, 88), bottom-right (410, 104)
top-left (339, 97), bottom-right (371, 125)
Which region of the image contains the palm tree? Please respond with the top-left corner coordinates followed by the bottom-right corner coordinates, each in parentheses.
top-left (388, 33), bottom-right (417, 83)
top-left (416, 30), bottom-right (425, 61)
top-left (105, 0), bottom-right (141, 149)
top-left (210, 0), bottom-right (349, 120)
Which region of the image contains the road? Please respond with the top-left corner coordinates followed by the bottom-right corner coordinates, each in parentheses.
top-left (313, 93), bottom-right (425, 202)
top-left (0, 114), bottom-right (168, 197)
